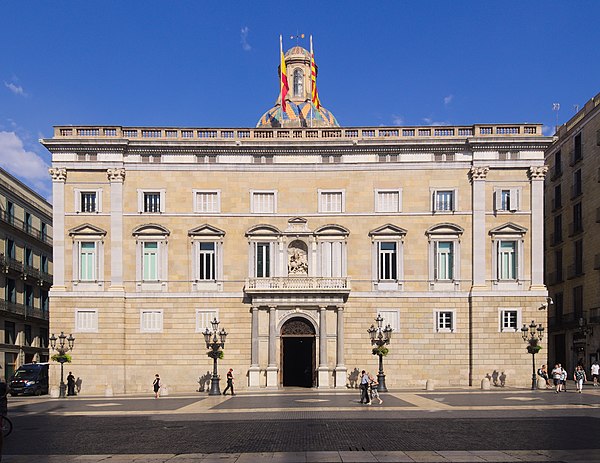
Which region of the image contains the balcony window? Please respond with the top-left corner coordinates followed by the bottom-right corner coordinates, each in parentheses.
top-left (24, 325), bottom-right (32, 346)
top-left (573, 133), bottom-right (582, 162)
top-left (143, 242), bottom-right (159, 281)
top-left (495, 188), bottom-right (520, 212)
top-left (553, 184), bottom-right (562, 209)
top-left (6, 239), bottom-right (15, 259)
top-left (434, 241), bottom-right (454, 280)
top-left (25, 285), bottom-right (34, 308)
top-left (490, 223), bottom-right (526, 284)
top-left (4, 321), bottom-right (16, 344)
top-left (5, 278), bottom-right (16, 303)
top-left (255, 242), bottom-right (271, 278)
top-left (24, 212), bottom-right (32, 233)
top-left (79, 242), bottom-right (97, 281)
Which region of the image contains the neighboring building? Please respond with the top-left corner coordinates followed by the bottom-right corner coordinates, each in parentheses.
top-left (0, 168), bottom-right (53, 379)
top-left (545, 92), bottom-right (600, 373)
top-left (41, 46), bottom-right (552, 394)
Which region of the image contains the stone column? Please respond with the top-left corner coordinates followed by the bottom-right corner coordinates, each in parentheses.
top-left (318, 306), bottom-right (330, 388)
top-left (248, 306), bottom-right (261, 388)
top-left (49, 168), bottom-right (67, 290)
top-left (107, 168), bottom-right (125, 290)
top-left (469, 167), bottom-right (489, 288)
top-left (334, 306), bottom-right (347, 388)
top-left (529, 166), bottom-right (548, 289)
top-left (266, 305), bottom-right (278, 388)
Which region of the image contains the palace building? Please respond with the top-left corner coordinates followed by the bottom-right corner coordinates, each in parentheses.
top-left (42, 46), bottom-right (552, 394)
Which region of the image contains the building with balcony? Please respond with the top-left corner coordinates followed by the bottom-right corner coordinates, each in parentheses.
top-left (545, 92), bottom-right (600, 373)
top-left (0, 168), bottom-right (53, 379)
top-left (41, 46), bottom-right (552, 394)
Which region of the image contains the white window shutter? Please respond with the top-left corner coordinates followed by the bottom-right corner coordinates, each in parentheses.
top-left (494, 190), bottom-right (501, 211)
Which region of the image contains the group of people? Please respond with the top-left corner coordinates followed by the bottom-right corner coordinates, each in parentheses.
top-left (359, 370), bottom-right (383, 405)
top-left (153, 368), bottom-right (235, 398)
top-left (537, 360), bottom-right (599, 393)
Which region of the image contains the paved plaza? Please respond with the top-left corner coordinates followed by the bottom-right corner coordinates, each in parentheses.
top-left (3, 387), bottom-right (600, 462)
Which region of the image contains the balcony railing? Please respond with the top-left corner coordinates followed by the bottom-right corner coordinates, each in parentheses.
top-left (0, 211), bottom-right (52, 246)
top-left (245, 277), bottom-right (350, 293)
top-left (0, 300), bottom-right (49, 321)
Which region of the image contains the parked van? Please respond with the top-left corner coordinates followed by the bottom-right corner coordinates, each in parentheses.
top-left (9, 363), bottom-right (49, 396)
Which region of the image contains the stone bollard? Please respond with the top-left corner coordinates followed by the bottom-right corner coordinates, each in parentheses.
top-left (161, 385), bottom-right (169, 396)
top-left (481, 377), bottom-right (491, 390)
top-left (105, 385), bottom-right (113, 397)
top-left (50, 386), bottom-right (60, 398)
top-left (425, 379), bottom-right (435, 391)
top-left (537, 377), bottom-right (546, 390)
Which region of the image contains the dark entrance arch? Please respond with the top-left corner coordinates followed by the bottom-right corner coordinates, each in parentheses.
top-left (281, 317), bottom-right (315, 387)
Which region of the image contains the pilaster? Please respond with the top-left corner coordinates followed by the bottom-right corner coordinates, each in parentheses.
top-left (107, 168), bottom-right (125, 290)
top-left (469, 166), bottom-right (489, 289)
top-left (266, 305), bottom-right (279, 388)
top-left (334, 305), bottom-right (347, 388)
top-left (528, 166), bottom-right (548, 290)
top-left (49, 168), bottom-right (67, 290)
top-left (318, 306), bottom-right (330, 388)
top-left (248, 306), bottom-right (261, 388)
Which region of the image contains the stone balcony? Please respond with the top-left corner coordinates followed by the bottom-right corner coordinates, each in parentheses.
top-left (245, 277), bottom-right (350, 304)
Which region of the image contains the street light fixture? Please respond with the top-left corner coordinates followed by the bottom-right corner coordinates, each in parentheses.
top-left (367, 314), bottom-right (393, 392)
top-left (203, 318), bottom-right (228, 396)
top-left (521, 320), bottom-right (544, 390)
top-left (49, 331), bottom-right (75, 398)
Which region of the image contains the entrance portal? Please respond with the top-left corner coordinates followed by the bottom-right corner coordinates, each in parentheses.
top-left (281, 317), bottom-right (316, 387)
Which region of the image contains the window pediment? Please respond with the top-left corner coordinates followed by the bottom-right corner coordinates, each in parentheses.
top-left (188, 224), bottom-right (225, 238)
top-left (369, 224), bottom-right (407, 237)
top-left (314, 224), bottom-right (350, 237)
top-left (132, 223), bottom-right (170, 237)
top-left (489, 222), bottom-right (527, 236)
top-left (245, 224), bottom-right (282, 237)
top-left (426, 223), bottom-right (464, 237)
top-left (69, 223), bottom-right (107, 237)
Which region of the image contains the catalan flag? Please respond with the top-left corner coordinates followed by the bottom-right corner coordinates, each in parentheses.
top-left (280, 36), bottom-right (289, 112)
top-left (310, 36), bottom-right (321, 110)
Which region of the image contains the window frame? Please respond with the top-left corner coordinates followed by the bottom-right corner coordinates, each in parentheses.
top-left (250, 190), bottom-right (277, 214)
top-left (189, 224), bottom-right (225, 291)
top-left (374, 189), bottom-right (402, 213)
top-left (75, 309), bottom-right (99, 333)
top-left (318, 189), bottom-right (345, 214)
top-left (499, 308), bottom-right (521, 333)
top-left (69, 224), bottom-right (107, 289)
top-left (490, 224), bottom-right (526, 285)
top-left (74, 188), bottom-right (103, 214)
top-left (137, 189), bottom-right (166, 214)
top-left (431, 188), bottom-right (457, 213)
top-left (193, 190), bottom-right (221, 214)
top-left (195, 309), bottom-right (219, 333)
top-left (377, 310), bottom-right (400, 332)
top-left (426, 224), bottom-right (463, 290)
top-left (133, 224), bottom-right (170, 291)
top-left (434, 310), bottom-right (456, 333)
top-left (140, 309), bottom-right (163, 333)
top-left (494, 187), bottom-right (521, 212)
top-left (369, 224), bottom-right (406, 291)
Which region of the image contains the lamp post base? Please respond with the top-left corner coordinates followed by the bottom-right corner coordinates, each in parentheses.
top-left (59, 382), bottom-right (67, 398)
top-left (377, 373), bottom-right (388, 392)
top-left (208, 375), bottom-right (221, 396)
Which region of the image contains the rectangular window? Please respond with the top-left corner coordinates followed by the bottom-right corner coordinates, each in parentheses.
top-left (5, 278), bottom-right (16, 303)
top-left (378, 242), bottom-right (397, 280)
top-left (574, 240), bottom-right (583, 275)
top-left (573, 286), bottom-right (583, 320)
top-left (433, 190), bottom-right (455, 212)
top-left (6, 201), bottom-right (14, 223)
top-left (377, 310), bottom-right (399, 332)
top-left (500, 309), bottom-right (519, 332)
top-left (41, 290), bottom-right (49, 312)
top-left (553, 214), bottom-right (562, 243)
top-left (376, 190), bottom-right (401, 213)
top-left (198, 242), bottom-right (216, 280)
top-left (573, 202), bottom-right (583, 233)
top-left (251, 192), bottom-right (275, 213)
top-left (80, 192), bottom-right (97, 212)
top-left (4, 321), bottom-right (16, 344)
top-left (6, 239), bottom-right (15, 259)
top-left (196, 309), bottom-right (218, 332)
top-left (435, 241), bottom-right (454, 280)
top-left (573, 169), bottom-right (582, 197)
top-left (436, 311), bottom-right (454, 332)
top-left (24, 325), bottom-right (32, 346)
top-left (25, 248), bottom-right (33, 267)
top-left (321, 241), bottom-right (344, 277)
top-left (41, 222), bottom-right (47, 241)
top-left (41, 255), bottom-right (48, 273)
top-left (319, 191), bottom-right (344, 213)
top-left (25, 285), bottom-right (34, 308)
top-left (554, 150), bottom-right (562, 176)
top-left (255, 243), bottom-right (270, 278)
top-left (24, 212), bottom-right (32, 233)
top-left (498, 241), bottom-right (517, 280)
top-left (39, 328), bottom-right (48, 348)
top-left (143, 192), bottom-right (161, 213)
top-left (555, 249), bottom-right (563, 282)
top-left (574, 133), bottom-right (582, 162)
top-left (142, 242), bottom-right (159, 281)
top-left (76, 309), bottom-right (98, 332)
top-left (554, 292), bottom-right (563, 322)
top-left (554, 185), bottom-right (562, 209)
top-left (79, 242), bottom-right (96, 281)
top-left (194, 191), bottom-right (220, 213)
top-left (140, 310), bottom-right (163, 333)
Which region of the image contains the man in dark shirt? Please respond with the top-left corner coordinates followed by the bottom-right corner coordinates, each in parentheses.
top-left (222, 369), bottom-right (235, 396)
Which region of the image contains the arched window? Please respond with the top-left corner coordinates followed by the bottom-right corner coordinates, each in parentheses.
top-left (293, 68), bottom-right (304, 97)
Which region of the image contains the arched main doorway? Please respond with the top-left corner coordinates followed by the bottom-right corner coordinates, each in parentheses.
top-left (280, 317), bottom-right (315, 387)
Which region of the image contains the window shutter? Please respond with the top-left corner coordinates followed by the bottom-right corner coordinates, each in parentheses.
top-left (510, 188), bottom-right (519, 211)
top-left (433, 241), bottom-right (438, 280)
top-left (494, 190), bottom-right (501, 211)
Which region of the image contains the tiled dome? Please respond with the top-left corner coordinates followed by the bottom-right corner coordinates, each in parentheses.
top-left (257, 101), bottom-right (339, 128)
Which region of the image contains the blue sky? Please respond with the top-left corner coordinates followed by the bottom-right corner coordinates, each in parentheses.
top-left (1, 1), bottom-right (598, 200)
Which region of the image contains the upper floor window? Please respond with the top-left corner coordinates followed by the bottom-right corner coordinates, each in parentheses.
top-left (41, 290), bottom-right (49, 312)
top-left (79, 242), bottom-right (97, 281)
top-left (370, 224), bottom-right (406, 291)
top-left (319, 190), bottom-right (345, 213)
top-left (132, 224), bottom-right (170, 289)
top-left (426, 224), bottom-right (463, 288)
top-left (4, 321), bottom-right (16, 344)
top-left (6, 239), bottom-right (15, 259)
top-left (553, 184), bottom-right (562, 209)
top-left (255, 242), bottom-right (271, 277)
top-left (434, 241), bottom-right (454, 280)
top-left (142, 242), bottom-right (159, 281)
top-left (490, 223), bottom-right (527, 284)
top-left (25, 247), bottom-right (33, 267)
top-left (24, 212), bottom-right (32, 233)
top-left (81, 192), bottom-right (97, 212)
top-left (498, 241), bottom-right (517, 280)
top-left (5, 278), bottom-right (16, 303)
top-left (245, 224), bottom-right (281, 279)
top-left (574, 239), bottom-right (583, 276)
top-left (378, 242), bottom-right (397, 280)
top-left (573, 202), bottom-right (583, 233)
top-left (194, 190), bottom-right (221, 213)
top-left (554, 150), bottom-right (562, 176)
top-left (41, 255), bottom-right (49, 273)
top-left (315, 224), bottom-right (349, 279)
top-left (293, 68), bottom-right (304, 97)
top-left (573, 133), bottom-right (582, 162)
top-left (189, 225), bottom-right (225, 290)
top-left (251, 191), bottom-right (276, 214)
top-left (573, 285), bottom-right (583, 319)
top-left (572, 169), bottom-right (582, 197)
top-left (137, 190), bottom-right (165, 213)
top-left (6, 201), bottom-right (14, 221)
top-left (494, 187), bottom-right (520, 212)
top-left (375, 189), bottom-right (402, 213)
top-left (377, 310), bottom-right (400, 332)
top-left (432, 189), bottom-right (456, 212)
top-left (499, 308), bottom-right (521, 332)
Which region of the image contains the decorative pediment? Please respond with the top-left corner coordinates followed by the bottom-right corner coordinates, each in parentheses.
top-left (132, 223), bottom-right (170, 237)
top-left (425, 223), bottom-right (464, 236)
top-left (188, 224), bottom-right (225, 237)
top-left (369, 224), bottom-right (407, 237)
top-left (245, 224), bottom-right (282, 236)
top-left (489, 222), bottom-right (528, 236)
top-left (314, 224), bottom-right (350, 236)
top-left (285, 217), bottom-right (310, 233)
top-left (68, 223), bottom-right (107, 237)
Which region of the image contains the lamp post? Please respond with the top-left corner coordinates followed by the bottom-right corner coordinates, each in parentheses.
top-left (203, 318), bottom-right (228, 396)
top-left (521, 320), bottom-right (544, 390)
top-left (49, 331), bottom-right (75, 398)
top-left (367, 314), bottom-right (393, 392)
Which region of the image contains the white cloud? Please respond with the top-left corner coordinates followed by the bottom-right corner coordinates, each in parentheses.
top-left (240, 27), bottom-right (251, 51)
top-left (391, 114), bottom-right (404, 125)
top-left (4, 81), bottom-right (27, 97)
top-left (0, 131), bottom-right (51, 195)
top-left (542, 125), bottom-right (556, 136)
top-left (423, 117), bottom-right (450, 126)
top-left (443, 94), bottom-right (454, 106)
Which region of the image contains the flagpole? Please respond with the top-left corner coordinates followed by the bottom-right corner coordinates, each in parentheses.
top-left (279, 34), bottom-right (283, 128)
top-left (310, 35), bottom-right (314, 128)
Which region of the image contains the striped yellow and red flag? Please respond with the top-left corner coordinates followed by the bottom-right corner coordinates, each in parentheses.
top-left (310, 36), bottom-right (321, 110)
top-left (280, 36), bottom-right (289, 112)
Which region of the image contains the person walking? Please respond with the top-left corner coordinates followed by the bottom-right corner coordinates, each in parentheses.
top-left (574, 365), bottom-right (587, 393)
top-left (153, 374), bottom-right (161, 399)
top-left (222, 368), bottom-right (235, 395)
top-left (369, 374), bottom-right (383, 405)
top-left (591, 360), bottom-right (599, 387)
top-left (359, 370), bottom-right (371, 405)
top-left (551, 364), bottom-right (562, 393)
top-left (559, 364), bottom-right (567, 392)
top-left (67, 372), bottom-right (76, 396)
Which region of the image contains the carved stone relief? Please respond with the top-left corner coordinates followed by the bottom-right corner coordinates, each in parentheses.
top-left (288, 240), bottom-right (308, 275)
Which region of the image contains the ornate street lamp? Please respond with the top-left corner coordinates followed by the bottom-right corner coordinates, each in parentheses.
top-left (203, 318), bottom-right (228, 396)
top-left (49, 331), bottom-right (75, 398)
top-left (521, 320), bottom-right (544, 390)
top-left (367, 314), bottom-right (393, 392)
